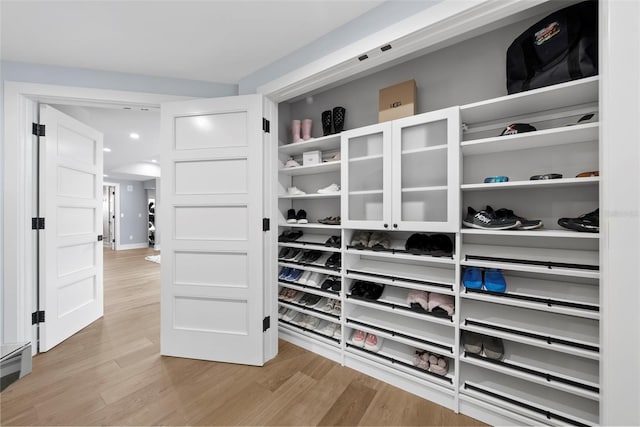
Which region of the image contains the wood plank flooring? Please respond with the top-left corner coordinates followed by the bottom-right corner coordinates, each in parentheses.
top-left (0, 248), bottom-right (486, 426)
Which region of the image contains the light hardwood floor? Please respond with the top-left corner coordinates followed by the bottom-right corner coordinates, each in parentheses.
top-left (1, 248), bottom-right (485, 426)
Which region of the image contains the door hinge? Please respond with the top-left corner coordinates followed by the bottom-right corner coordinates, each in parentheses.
top-left (32, 123), bottom-right (46, 137)
top-left (262, 118), bottom-right (270, 133)
top-left (262, 218), bottom-right (270, 232)
top-left (32, 310), bottom-right (45, 325)
top-left (31, 217), bottom-right (45, 230)
top-left (263, 316), bottom-right (271, 332)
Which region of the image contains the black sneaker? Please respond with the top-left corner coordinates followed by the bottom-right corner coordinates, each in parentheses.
top-left (296, 209), bottom-right (308, 224)
top-left (558, 209), bottom-right (599, 233)
top-left (286, 208), bottom-right (296, 224)
top-left (430, 234), bottom-right (453, 257)
top-left (490, 206), bottom-right (543, 230)
top-left (463, 207), bottom-right (520, 230)
top-left (325, 253), bottom-right (341, 269)
top-left (283, 248), bottom-right (300, 260)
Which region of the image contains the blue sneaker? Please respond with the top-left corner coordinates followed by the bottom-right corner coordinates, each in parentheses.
top-left (462, 267), bottom-right (483, 290)
top-left (484, 269), bottom-right (506, 293)
top-left (278, 267), bottom-right (291, 280)
top-left (286, 269), bottom-right (303, 281)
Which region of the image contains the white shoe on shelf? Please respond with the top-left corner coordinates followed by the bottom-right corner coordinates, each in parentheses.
top-left (284, 158), bottom-right (301, 168)
top-left (317, 183), bottom-right (340, 194)
top-left (287, 186), bottom-right (306, 196)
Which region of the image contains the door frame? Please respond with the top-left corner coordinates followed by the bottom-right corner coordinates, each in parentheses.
top-left (103, 182), bottom-right (121, 251)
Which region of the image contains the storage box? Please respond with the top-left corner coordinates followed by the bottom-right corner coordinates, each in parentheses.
top-left (378, 79), bottom-right (417, 123)
top-left (303, 150), bottom-right (321, 166)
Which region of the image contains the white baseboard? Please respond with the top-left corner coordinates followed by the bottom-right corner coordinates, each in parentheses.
top-left (153, 244), bottom-right (161, 250)
top-left (118, 243), bottom-right (150, 251)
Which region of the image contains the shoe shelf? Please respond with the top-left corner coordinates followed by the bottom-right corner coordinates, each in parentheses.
top-left (279, 281), bottom-right (340, 300)
top-left (461, 176), bottom-right (599, 191)
top-left (347, 258), bottom-right (456, 292)
top-left (279, 242), bottom-right (341, 254)
top-left (461, 301), bottom-right (599, 360)
top-left (279, 223), bottom-right (341, 230)
top-left (460, 76), bottom-right (598, 126)
top-left (278, 300), bottom-right (341, 323)
top-left (279, 192), bottom-right (340, 199)
top-left (279, 161), bottom-right (341, 176)
top-left (345, 334), bottom-right (455, 386)
top-left (461, 228), bottom-right (599, 239)
top-left (461, 365), bottom-right (599, 426)
top-left (346, 285), bottom-right (454, 327)
top-left (461, 244), bottom-right (599, 279)
top-left (460, 339), bottom-right (599, 401)
top-left (345, 305), bottom-right (454, 356)
top-left (278, 319), bottom-right (341, 347)
top-left (278, 261), bottom-right (339, 276)
top-left (278, 134), bottom-right (341, 156)
top-left (345, 241), bottom-right (455, 265)
top-left (461, 122), bottom-right (599, 156)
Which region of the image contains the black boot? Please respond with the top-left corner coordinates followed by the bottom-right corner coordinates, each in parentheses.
top-left (333, 107), bottom-right (345, 133)
top-left (321, 110), bottom-right (332, 136)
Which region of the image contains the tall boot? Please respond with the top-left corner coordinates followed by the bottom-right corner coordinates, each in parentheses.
top-left (291, 119), bottom-right (301, 143)
top-left (301, 119), bottom-right (312, 140)
top-left (321, 110), bottom-right (332, 136)
top-left (333, 107), bottom-right (346, 133)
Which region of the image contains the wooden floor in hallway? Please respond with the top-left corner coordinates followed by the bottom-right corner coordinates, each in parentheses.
top-left (1, 247), bottom-right (485, 426)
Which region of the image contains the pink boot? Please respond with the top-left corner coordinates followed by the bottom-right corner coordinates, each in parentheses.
top-left (291, 120), bottom-right (302, 143)
top-left (301, 119), bottom-right (312, 140)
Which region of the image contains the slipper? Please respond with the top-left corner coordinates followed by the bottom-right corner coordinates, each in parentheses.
top-left (428, 354), bottom-right (449, 376)
top-left (482, 335), bottom-right (505, 360)
top-left (413, 350), bottom-right (430, 370)
top-left (405, 233), bottom-right (432, 255)
top-left (484, 269), bottom-right (507, 293)
top-left (350, 231), bottom-right (371, 248)
top-left (407, 290), bottom-right (430, 312)
top-left (429, 234), bottom-right (453, 257)
top-left (462, 267), bottom-right (483, 290)
top-left (426, 292), bottom-right (455, 317)
top-left (461, 330), bottom-right (483, 354)
top-left (278, 267), bottom-right (291, 280)
top-left (368, 231), bottom-right (391, 251)
top-left (331, 300), bottom-right (341, 316)
top-left (351, 329), bottom-right (366, 347)
top-left (364, 333), bottom-right (383, 352)
top-left (324, 235), bottom-right (341, 247)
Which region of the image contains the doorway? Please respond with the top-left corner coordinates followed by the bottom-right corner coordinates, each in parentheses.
top-left (103, 184), bottom-right (117, 250)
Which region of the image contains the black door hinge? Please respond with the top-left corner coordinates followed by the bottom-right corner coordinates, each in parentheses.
top-left (32, 123), bottom-right (46, 137)
top-left (262, 118), bottom-right (270, 133)
top-left (262, 218), bottom-right (270, 231)
top-left (263, 316), bottom-right (271, 332)
top-left (32, 310), bottom-right (45, 325)
top-left (31, 217), bottom-right (45, 230)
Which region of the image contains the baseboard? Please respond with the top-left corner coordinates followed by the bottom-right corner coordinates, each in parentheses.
top-left (153, 244), bottom-right (161, 250)
top-left (117, 243), bottom-right (149, 251)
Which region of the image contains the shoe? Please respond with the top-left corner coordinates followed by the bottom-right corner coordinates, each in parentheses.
top-left (298, 270), bottom-right (312, 285)
top-left (461, 330), bottom-right (483, 354)
top-left (332, 324), bottom-right (342, 339)
top-left (278, 305), bottom-right (288, 319)
top-left (483, 176), bottom-right (509, 183)
top-left (428, 354), bottom-right (449, 376)
top-left (427, 293), bottom-right (455, 317)
top-left (429, 234), bottom-right (453, 257)
top-left (278, 247), bottom-right (290, 258)
top-left (333, 107), bottom-right (346, 133)
top-left (283, 309), bottom-right (297, 322)
top-left (368, 232), bottom-right (391, 251)
top-left (296, 209), bottom-right (308, 224)
top-left (350, 231), bottom-right (371, 248)
top-left (290, 312), bottom-right (304, 325)
top-left (462, 267), bottom-right (483, 290)
top-left (301, 119), bottom-right (312, 140)
top-left (284, 158), bottom-right (301, 168)
top-left (331, 300), bottom-right (341, 315)
top-left (463, 206), bottom-right (520, 230)
top-left (351, 329), bottom-right (366, 347)
top-left (319, 217), bottom-right (341, 225)
top-left (286, 269), bottom-right (303, 281)
top-left (278, 267), bottom-right (291, 280)
top-left (325, 253), bottom-right (341, 269)
top-left (490, 206), bottom-right (543, 230)
top-left (286, 208), bottom-right (297, 223)
top-left (413, 350), bottom-right (430, 370)
top-left (482, 335), bottom-right (505, 360)
top-left (322, 110), bottom-right (332, 136)
top-left (283, 248), bottom-right (300, 260)
top-left (364, 333), bottom-right (383, 352)
top-left (405, 233), bottom-right (432, 255)
top-left (320, 277), bottom-right (334, 290)
top-left (324, 235), bottom-right (341, 247)
top-left (305, 294), bottom-right (323, 308)
top-left (330, 278), bottom-right (341, 292)
top-left (319, 298), bottom-right (334, 313)
top-left (304, 251), bottom-right (322, 264)
top-left (307, 272), bottom-right (324, 287)
top-left (305, 315), bottom-right (321, 329)
top-left (576, 170), bottom-right (599, 178)
top-left (325, 152), bottom-right (340, 162)
top-left (291, 119), bottom-right (302, 143)
top-left (530, 173), bottom-right (562, 180)
top-left (317, 183), bottom-right (340, 194)
top-left (484, 269), bottom-right (507, 293)
top-left (287, 187), bottom-right (306, 196)
top-left (558, 208), bottom-right (599, 233)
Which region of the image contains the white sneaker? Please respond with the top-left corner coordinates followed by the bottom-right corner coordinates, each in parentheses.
top-left (288, 186), bottom-right (306, 196)
top-left (298, 270), bottom-right (312, 285)
top-left (305, 315), bottom-right (321, 330)
top-left (317, 183), bottom-right (340, 194)
top-left (284, 158), bottom-right (301, 168)
top-left (307, 272), bottom-right (324, 287)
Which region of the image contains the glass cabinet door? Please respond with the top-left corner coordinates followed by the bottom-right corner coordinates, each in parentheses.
top-left (341, 122), bottom-right (392, 230)
top-left (391, 107), bottom-right (460, 232)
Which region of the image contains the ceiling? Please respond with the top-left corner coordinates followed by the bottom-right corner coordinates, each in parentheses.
top-left (1, 0), bottom-right (384, 84)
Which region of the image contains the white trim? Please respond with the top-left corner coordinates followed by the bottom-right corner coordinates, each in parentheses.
top-left (3, 81), bottom-right (191, 346)
top-left (103, 182), bottom-right (121, 251)
top-left (153, 244), bottom-right (161, 251)
top-left (118, 243), bottom-right (150, 251)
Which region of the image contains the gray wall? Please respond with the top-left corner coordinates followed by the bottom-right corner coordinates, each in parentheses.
top-left (106, 179), bottom-right (149, 247)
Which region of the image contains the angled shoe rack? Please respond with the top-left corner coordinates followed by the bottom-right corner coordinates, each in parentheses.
top-left (275, 76), bottom-right (600, 425)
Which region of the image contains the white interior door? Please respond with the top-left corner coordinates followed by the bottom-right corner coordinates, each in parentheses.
top-left (39, 104), bottom-right (104, 351)
top-left (160, 95), bottom-right (267, 365)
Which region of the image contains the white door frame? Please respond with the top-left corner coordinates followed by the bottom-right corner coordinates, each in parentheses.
top-left (103, 182), bottom-right (121, 251)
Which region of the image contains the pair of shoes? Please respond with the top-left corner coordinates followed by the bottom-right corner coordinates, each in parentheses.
top-left (279, 288), bottom-right (301, 302)
top-left (319, 321), bottom-right (341, 338)
top-left (462, 330), bottom-right (504, 360)
top-left (299, 314), bottom-right (321, 329)
top-left (350, 281), bottom-right (385, 300)
top-left (291, 119), bottom-right (313, 142)
top-left (280, 268), bottom-right (304, 282)
top-left (413, 350), bottom-right (449, 376)
top-left (319, 298), bottom-right (341, 315)
top-left (278, 230), bottom-right (303, 242)
top-left (405, 233), bottom-right (453, 257)
top-left (321, 107), bottom-right (346, 136)
top-left (299, 293), bottom-right (323, 308)
top-left (488, 206), bottom-right (543, 230)
top-left (463, 267), bottom-right (506, 293)
top-left (320, 276), bottom-right (341, 292)
top-left (325, 253), bottom-right (341, 269)
top-left (299, 271), bottom-right (325, 287)
top-left (295, 250), bottom-right (322, 264)
top-left (463, 206), bottom-right (543, 230)
top-left (324, 235), bottom-right (341, 247)
top-left (317, 183), bottom-right (340, 194)
top-left (287, 186), bottom-right (306, 196)
top-left (350, 231), bottom-right (391, 251)
top-left (558, 208), bottom-right (599, 233)
top-left (407, 290), bottom-right (455, 317)
top-left (319, 216), bottom-right (341, 225)
top-left (279, 247), bottom-right (302, 260)
top-left (351, 330), bottom-right (383, 352)
top-left (286, 209), bottom-right (307, 224)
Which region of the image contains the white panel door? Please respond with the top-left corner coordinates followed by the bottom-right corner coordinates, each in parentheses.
top-left (39, 104), bottom-right (104, 351)
top-left (160, 95), bottom-right (266, 365)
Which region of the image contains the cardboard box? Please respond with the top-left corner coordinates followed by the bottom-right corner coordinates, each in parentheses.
top-left (378, 79), bottom-right (417, 123)
top-left (303, 150), bottom-right (321, 166)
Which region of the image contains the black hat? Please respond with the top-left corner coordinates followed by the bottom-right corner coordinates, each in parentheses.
top-left (500, 123), bottom-right (536, 136)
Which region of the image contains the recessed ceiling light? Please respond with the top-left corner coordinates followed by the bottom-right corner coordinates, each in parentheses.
top-left (103, 147), bottom-right (112, 152)
top-left (151, 159), bottom-right (158, 163)
top-left (129, 132), bottom-right (140, 140)
top-left (103, 174), bottom-right (109, 177)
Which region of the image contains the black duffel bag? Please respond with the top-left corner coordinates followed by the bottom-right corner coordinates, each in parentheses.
top-left (506, 0), bottom-right (598, 94)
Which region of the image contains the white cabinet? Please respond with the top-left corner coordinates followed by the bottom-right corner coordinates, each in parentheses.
top-left (341, 107), bottom-right (460, 232)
